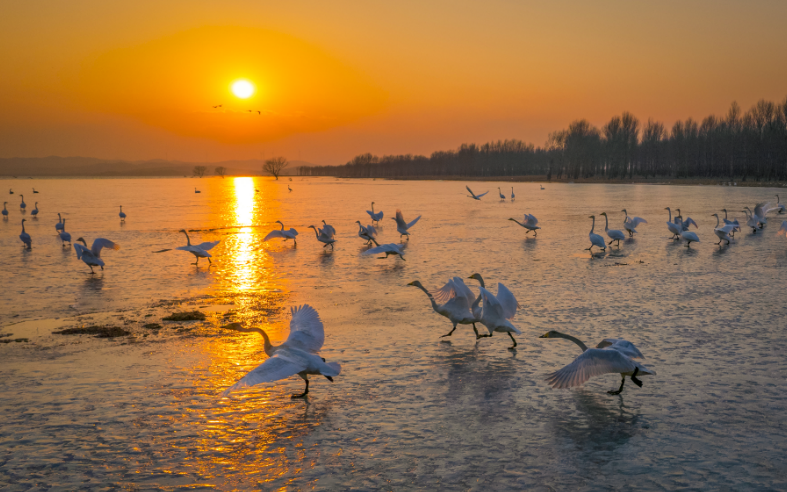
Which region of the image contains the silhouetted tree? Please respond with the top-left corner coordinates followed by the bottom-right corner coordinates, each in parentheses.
top-left (263, 157), bottom-right (288, 180)
top-left (214, 166), bottom-right (227, 178)
top-left (192, 166), bottom-right (207, 178)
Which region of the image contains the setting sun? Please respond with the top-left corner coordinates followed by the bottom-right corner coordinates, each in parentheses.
top-left (231, 80), bottom-right (254, 99)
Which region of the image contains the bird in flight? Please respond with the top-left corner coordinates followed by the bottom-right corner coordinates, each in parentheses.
top-left (212, 105), bottom-right (222, 109)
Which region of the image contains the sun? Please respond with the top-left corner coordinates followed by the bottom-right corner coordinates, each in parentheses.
top-left (231, 80), bottom-right (255, 99)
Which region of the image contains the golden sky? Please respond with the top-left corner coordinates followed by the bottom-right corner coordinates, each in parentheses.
top-left (1, 1), bottom-right (786, 165)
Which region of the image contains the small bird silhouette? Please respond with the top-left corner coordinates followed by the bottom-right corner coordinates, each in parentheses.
top-left (257, 110), bottom-right (261, 115)
top-left (212, 104), bottom-right (222, 109)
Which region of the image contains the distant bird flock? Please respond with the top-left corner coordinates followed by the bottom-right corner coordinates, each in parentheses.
top-left (4, 182), bottom-right (786, 399)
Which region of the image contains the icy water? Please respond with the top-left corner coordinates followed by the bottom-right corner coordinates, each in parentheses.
top-left (1, 177), bottom-right (787, 490)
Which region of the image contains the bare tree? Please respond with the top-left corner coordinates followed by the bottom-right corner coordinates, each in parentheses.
top-left (193, 165), bottom-right (207, 178)
top-left (263, 156), bottom-right (288, 180)
top-left (215, 166), bottom-right (227, 178)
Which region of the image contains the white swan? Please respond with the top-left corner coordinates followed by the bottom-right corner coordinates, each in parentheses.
top-left (720, 209), bottom-right (740, 237)
top-left (263, 220), bottom-right (299, 246)
top-left (366, 202), bottom-right (384, 224)
top-left (511, 187), bottom-right (515, 200)
top-left (155, 229), bottom-right (220, 265)
top-left (539, 330), bottom-right (655, 394)
top-left (665, 208), bottom-right (682, 239)
top-left (777, 221), bottom-right (787, 237)
top-left (742, 208), bottom-right (760, 233)
top-left (678, 217), bottom-right (700, 247)
top-left (752, 203), bottom-right (769, 227)
top-left (320, 220), bottom-right (336, 238)
top-left (74, 237), bottom-right (120, 274)
top-left (308, 225), bottom-right (336, 249)
top-left (32, 188), bottom-right (39, 194)
top-left (119, 206), bottom-right (126, 222)
top-left (19, 195), bottom-right (26, 211)
top-left (466, 186), bottom-right (489, 200)
top-left (408, 278), bottom-right (480, 337)
top-left (711, 214), bottom-right (735, 246)
top-left (59, 218), bottom-right (72, 246)
top-left (55, 213), bottom-right (64, 231)
top-left (288, 185), bottom-right (293, 192)
top-left (2, 202), bottom-right (8, 218)
top-left (586, 215), bottom-right (606, 252)
top-left (30, 202), bottom-right (39, 217)
top-left (621, 209), bottom-right (647, 236)
top-left (468, 273), bottom-right (521, 349)
top-left (600, 212), bottom-right (626, 246)
top-left (355, 221), bottom-right (379, 246)
top-left (508, 214), bottom-right (540, 236)
top-left (498, 187), bottom-right (506, 200)
top-left (772, 195), bottom-right (785, 215)
top-left (19, 219), bottom-right (31, 249)
top-left (540, 185), bottom-right (545, 190)
top-left (222, 305), bottom-right (341, 399)
top-left (392, 209), bottom-right (421, 240)
top-left (363, 243), bottom-right (405, 261)
top-left (194, 187), bottom-right (201, 193)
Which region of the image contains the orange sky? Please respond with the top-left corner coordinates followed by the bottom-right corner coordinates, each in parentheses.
top-left (1, 1), bottom-right (786, 165)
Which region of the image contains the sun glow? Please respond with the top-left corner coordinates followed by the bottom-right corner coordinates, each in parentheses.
top-left (231, 80), bottom-right (255, 99)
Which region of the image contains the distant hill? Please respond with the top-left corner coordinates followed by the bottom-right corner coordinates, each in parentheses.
top-left (0, 156), bottom-right (316, 177)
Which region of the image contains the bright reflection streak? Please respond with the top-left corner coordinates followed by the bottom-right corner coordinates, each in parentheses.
top-left (233, 177), bottom-right (256, 292)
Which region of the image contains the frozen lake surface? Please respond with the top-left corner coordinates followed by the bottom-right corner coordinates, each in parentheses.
top-left (1, 177), bottom-right (786, 490)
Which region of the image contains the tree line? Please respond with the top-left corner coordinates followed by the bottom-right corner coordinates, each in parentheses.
top-left (298, 97), bottom-right (787, 181)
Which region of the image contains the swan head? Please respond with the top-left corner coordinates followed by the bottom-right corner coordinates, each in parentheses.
top-left (407, 280), bottom-right (423, 288)
top-left (621, 209), bottom-right (627, 214)
top-left (589, 215), bottom-right (595, 219)
top-left (539, 330), bottom-right (562, 339)
top-left (178, 229), bottom-right (188, 234)
top-left (322, 220), bottom-right (327, 225)
top-left (355, 220), bottom-right (361, 224)
top-left (468, 273), bottom-right (483, 282)
top-left (21, 218), bottom-right (26, 223)
top-left (308, 225), bottom-right (317, 229)
top-left (76, 237), bottom-right (87, 246)
top-left (507, 218), bottom-right (516, 221)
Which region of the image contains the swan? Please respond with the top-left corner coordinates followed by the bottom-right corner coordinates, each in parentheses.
top-left (19, 219), bottom-right (31, 249)
top-left (772, 195), bottom-right (785, 214)
top-left (2, 202), bottom-right (8, 218)
top-left (194, 187), bottom-right (201, 193)
top-left (466, 186), bottom-right (489, 200)
top-left (711, 214), bottom-right (735, 245)
top-left (508, 214), bottom-right (540, 236)
top-left (753, 203), bottom-right (769, 227)
top-left (59, 218), bottom-right (72, 246)
top-left (539, 330), bottom-right (655, 394)
top-left (498, 187), bottom-right (506, 200)
top-left (392, 209), bottom-right (421, 240)
top-left (511, 187), bottom-right (515, 200)
top-left (119, 206), bottom-right (126, 222)
top-left (308, 225), bottom-right (336, 249)
top-left (621, 209), bottom-right (647, 236)
top-left (355, 221), bottom-right (379, 246)
top-left (74, 237), bottom-right (120, 274)
top-left (9, 188), bottom-right (13, 194)
top-left (586, 215), bottom-right (606, 252)
top-left (32, 188), bottom-right (39, 194)
top-left (363, 243), bottom-right (405, 261)
top-left (664, 208), bottom-right (682, 239)
top-left (19, 195), bottom-right (26, 211)
top-left (55, 213), bottom-right (64, 232)
top-left (468, 273), bottom-right (521, 349)
top-left (263, 220), bottom-right (299, 246)
top-left (600, 212), bottom-right (626, 246)
top-left (155, 229), bottom-right (220, 265)
top-left (366, 202), bottom-right (384, 224)
top-left (678, 218), bottom-right (700, 247)
top-left (288, 185), bottom-right (293, 192)
top-left (320, 220), bottom-right (336, 239)
top-left (30, 202), bottom-right (39, 217)
top-left (408, 278), bottom-right (481, 337)
top-left (721, 209), bottom-right (740, 237)
top-left (222, 305), bottom-right (340, 399)
top-left (742, 208), bottom-right (760, 233)
top-left (777, 221), bottom-right (787, 237)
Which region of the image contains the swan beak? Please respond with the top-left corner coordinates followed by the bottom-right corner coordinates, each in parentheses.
top-left (406, 281), bottom-right (417, 286)
top-left (538, 333), bottom-right (549, 338)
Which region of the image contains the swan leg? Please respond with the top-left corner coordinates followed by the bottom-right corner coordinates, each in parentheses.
top-left (440, 324), bottom-right (457, 338)
top-left (726, 239), bottom-right (730, 245)
top-left (476, 333), bottom-right (493, 340)
top-left (208, 258), bottom-right (212, 264)
top-left (630, 368), bottom-right (643, 388)
top-left (292, 374), bottom-right (309, 399)
top-left (507, 332), bottom-right (517, 350)
top-left (472, 323), bottom-right (479, 337)
top-left (608, 375), bottom-right (625, 395)
top-left (89, 266), bottom-right (95, 274)
top-left (533, 230), bottom-right (537, 237)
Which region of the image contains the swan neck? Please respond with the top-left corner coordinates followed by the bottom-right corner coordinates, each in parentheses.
top-left (604, 214), bottom-right (609, 230)
top-left (590, 216), bottom-right (595, 234)
top-left (182, 230), bottom-right (191, 245)
top-left (415, 284), bottom-right (439, 309)
top-left (259, 329), bottom-right (274, 356)
top-left (555, 332), bottom-right (589, 352)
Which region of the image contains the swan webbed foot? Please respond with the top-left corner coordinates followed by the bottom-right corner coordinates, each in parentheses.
top-left (292, 378), bottom-right (309, 398)
top-left (440, 328), bottom-right (456, 338)
top-left (476, 333), bottom-right (492, 340)
top-left (608, 375), bottom-right (626, 395)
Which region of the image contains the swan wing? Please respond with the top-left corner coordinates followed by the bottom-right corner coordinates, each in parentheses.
top-left (264, 230), bottom-right (288, 241)
top-left (196, 240), bottom-right (221, 251)
top-left (465, 185), bottom-right (476, 197)
top-left (596, 339), bottom-right (644, 359)
top-left (495, 283), bottom-right (519, 320)
top-left (285, 304), bottom-right (325, 353)
top-left (363, 243), bottom-right (401, 256)
top-left (433, 279), bottom-right (458, 304)
top-left (630, 217), bottom-right (648, 227)
top-left (479, 287), bottom-right (505, 319)
top-left (89, 238), bottom-right (120, 256)
top-left (451, 277), bottom-right (477, 306)
top-left (475, 191), bottom-right (489, 198)
top-left (221, 351), bottom-right (307, 396)
top-left (394, 209), bottom-right (407, 228)
top-left (754, 203), bottom-right (768, 218)
top-left (366, 225), bottom-right (378, 237)
top-left (684, 217), bottom-right (698, 229)
top-left (74, 243), bottom-right (88, 260)
top-left (545, 349), bottom-right (637, 389)
top-left (366, 209), bottom-right (375, 218)
top-left (406, 215), bottom-right (422, 229)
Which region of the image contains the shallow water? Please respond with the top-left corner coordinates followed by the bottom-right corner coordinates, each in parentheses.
top-left (1, 177), bottom-right (787, 490)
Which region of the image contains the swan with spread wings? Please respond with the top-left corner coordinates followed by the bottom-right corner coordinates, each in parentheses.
top-left (222, 305), bottom-right (341, 399)
top-left (74, 237), bottom-right (120, 274)
top-left (466, 186), bottom-right (489, 200)
top-left (540, 330), bottom-right (655, 395)
top-left (155, 229), bottom-right (220, 265)
top-left (392, 209), bottom-right (421, 240)
top-left (408, 277), bottom-right (481, 337)
top-left (468, 273), bottom-right (521, 349)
